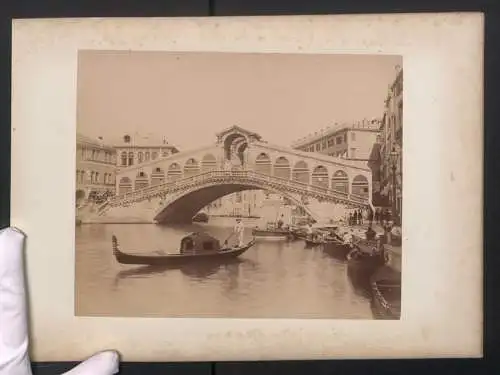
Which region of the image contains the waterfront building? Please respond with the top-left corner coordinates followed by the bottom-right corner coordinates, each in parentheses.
top-left (291, 119), bottom-right (381, 161)
top-left (76, 133), bottom-right (117, 205)
top-left (113, 133), bottom-right (180, 194)
top-left (291, 119), bottom-right (381, 209)
top-left (204, 190), bottom-right (266, 218)
top-left (114, 133), bottom-right (180, 168)
top-left (378, 65), bottom-right (403, 220)
top-left (203, 189), bottom-right (303, 226)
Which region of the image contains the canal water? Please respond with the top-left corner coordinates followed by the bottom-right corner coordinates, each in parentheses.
top-left (75, 217), bottom-right (374, 319)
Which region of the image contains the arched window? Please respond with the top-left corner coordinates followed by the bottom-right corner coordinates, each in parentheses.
top-left (352, 175), bottom-right (369, 198)
top-left (273, 157), bottom-right (291, 179)
top-left (119, 177), bottom-right (132, 195)
top-left (145, 152), bottom-right (150, 161)
top-left (292, 160), bottom-right (309, 184)
top-left (167, 163), bottom-right (182, 181)
top-left (311, 166), bottom-right (329, 188)
top-left (135, 171), bottom-right (149, 190)
top-left (201, 154), bottom-right (217, 172)
top-left (331, 170), bottom-right (348, 193)
top-left (151, 167), bottom-right (165, 186)
top-left (138, 152), bottom-right (144, 163)
top-left (254, 153), bottom-right (271, 175)
top-left (184, 158), bottom-right (200, 177)
top-left (128, 152), bottom-right (134, 166)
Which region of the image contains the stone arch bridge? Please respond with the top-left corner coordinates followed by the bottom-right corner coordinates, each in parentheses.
top-left (97, 126), bottom-right (373, 224)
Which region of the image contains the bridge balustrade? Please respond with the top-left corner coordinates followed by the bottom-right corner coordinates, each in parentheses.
top-left (99, 169), bottom-right (368, 214)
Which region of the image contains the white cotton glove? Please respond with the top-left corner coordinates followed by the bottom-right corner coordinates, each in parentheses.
top-left (0, 227), bottom-right (120, 375)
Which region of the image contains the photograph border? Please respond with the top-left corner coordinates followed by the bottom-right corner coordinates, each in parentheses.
top-left (2, 1), bottom-right (495, 374)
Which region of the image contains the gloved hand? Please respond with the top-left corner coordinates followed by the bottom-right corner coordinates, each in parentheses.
top-left (0, 227), bottom-right (120, 375)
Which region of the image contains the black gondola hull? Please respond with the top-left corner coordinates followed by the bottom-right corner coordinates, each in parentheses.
top-left (112, 235), bottom-right (255, 266)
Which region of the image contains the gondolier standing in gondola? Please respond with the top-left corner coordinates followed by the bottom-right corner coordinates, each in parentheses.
top-left (233, 218), bottom-right (245, 247)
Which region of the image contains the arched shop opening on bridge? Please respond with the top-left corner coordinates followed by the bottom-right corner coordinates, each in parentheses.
top-left (105, 126), bottom-right (373, 224)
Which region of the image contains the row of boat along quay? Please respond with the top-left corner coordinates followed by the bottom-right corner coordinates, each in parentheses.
top-left (74, 53), bottom-right (403, 320)
top-left (76, 125), bottom-right (403, 320)
top-left (75, 216), bottom-right (402, 319)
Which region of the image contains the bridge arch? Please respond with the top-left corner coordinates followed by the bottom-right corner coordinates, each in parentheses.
top-left (184, 158), bottom-right (201, 177)
top-left (254, 153), bottom-right (272, 175)
top-left (167, 163), bottom-right (182, 181)
top-left (292, 160), bottom-right (310, 184)
top-left (311, 165), bottom-right (329, 188)
top-left (151, 167), bottom-right (165, 186)
top-left (352, 174), bottom-right (369, 197)
top-left (153, 181), bottom-right (319, 225)
top-left (201, 153), bottom-right (217, 172)
top-left (273, 156), bottom-right (291, 180)
top-left (223, 132), bottom-right (248, 163)
top-left (332, 170), bottom-right (349, 193)
top-left (118, 177), bottom-right (132, 195)
top-left (135, 171), bottom-right (149, 190)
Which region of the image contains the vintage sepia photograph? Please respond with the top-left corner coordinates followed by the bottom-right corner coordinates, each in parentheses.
top-left (75, 50), bottom-right (403, 320)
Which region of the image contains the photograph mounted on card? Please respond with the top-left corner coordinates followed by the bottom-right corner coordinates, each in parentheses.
top-left (10, 13), bottom-right (483, 362)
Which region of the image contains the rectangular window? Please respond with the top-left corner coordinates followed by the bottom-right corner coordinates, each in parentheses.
top-left (315, 143), bottom-right (321, 151)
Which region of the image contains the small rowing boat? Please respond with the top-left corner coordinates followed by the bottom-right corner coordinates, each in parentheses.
top-left (251, 222), bottom-right (293, 240)
top-left (251, 228), bottom-right (292, 240)
top-left (112, 232), bottom-right (255, 266)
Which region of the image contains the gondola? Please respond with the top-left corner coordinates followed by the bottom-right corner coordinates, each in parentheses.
top-left (370, 265), bottom-right (402, 319)
top-left (323, 240), bottom-right (353, 260)
top-left (112, 232), bottom-right (255, 266)
top-left (346, 242), bottom-right (385, 294)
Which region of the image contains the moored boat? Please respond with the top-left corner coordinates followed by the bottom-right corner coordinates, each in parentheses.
top-left (251, 228), bottom-right (292, 240)
top-left (251, 222), bottom-right (293, 240)
top-left (304, 237), bottom-right (325, 247)
top-left (346, 240), bottom-right (385, 294)
top-left (370, 265), bottom-right (402, 319)
top-left (323, 241), bottom-right (352, 260)
top-left (112, 232), bottom-right (255, 266)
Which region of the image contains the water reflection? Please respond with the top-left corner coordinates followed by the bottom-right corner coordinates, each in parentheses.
top-left (76, 221), bottom-right (375, 319)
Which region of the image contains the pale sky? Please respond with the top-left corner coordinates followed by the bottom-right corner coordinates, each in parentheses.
top-left (77, 50), bottom-right (402, 150)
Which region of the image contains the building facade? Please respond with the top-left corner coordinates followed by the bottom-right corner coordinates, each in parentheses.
top-left (76, 133), bottom-right (117, 205)
top-left (113, 134), bottom-right (180, 194)
top-left (291, 120), bottom-right (381, 161)
top-left (204, 190), bottom-right (266, 218)
top-left (378, 66), bottom-right (403, 221)
top-left (291, 120), bottom-right (380, 203)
